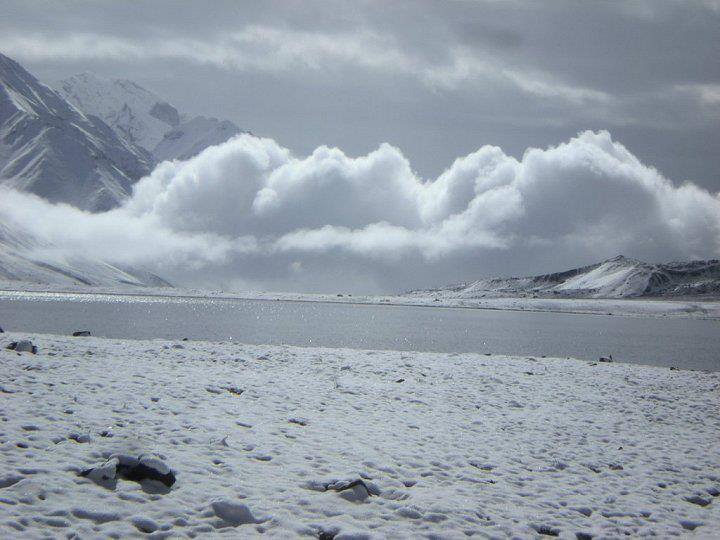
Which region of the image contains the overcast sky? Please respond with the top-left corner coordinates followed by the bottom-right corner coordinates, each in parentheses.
top-left (1, 1), bottom-right (719, 292)
top-left (3, 0), bottom-right (719, 190)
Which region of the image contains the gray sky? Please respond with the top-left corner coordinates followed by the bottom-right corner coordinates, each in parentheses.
top-left (2, 1), bottom-right (720, 293)
top-left (3, 0), bottom-right (719, 190)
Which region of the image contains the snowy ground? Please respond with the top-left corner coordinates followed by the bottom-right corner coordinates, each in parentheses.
top-left (1, 333), bottom-right (719, 538)
top-left (1, 281), bottom-right (719, 320)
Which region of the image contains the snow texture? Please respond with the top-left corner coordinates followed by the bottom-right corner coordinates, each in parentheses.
top-left (1, 332), bottom-right (719, 537)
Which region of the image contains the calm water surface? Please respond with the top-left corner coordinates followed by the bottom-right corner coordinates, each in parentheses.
top-left (1, 291), bottom-right (718, 370)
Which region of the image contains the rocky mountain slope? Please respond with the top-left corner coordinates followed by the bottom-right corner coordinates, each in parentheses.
top-left (412, 256), bottom-right (720, 299)
top-left (0, 54), bottom-right (153, 211)
top-left (56, 72), bottom-right (243, 163)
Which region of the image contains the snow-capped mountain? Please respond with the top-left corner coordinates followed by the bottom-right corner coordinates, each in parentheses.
top-left (0, 221), bottom-right (170, 288)
top-left (0, 54), bottom-right (153, 211)
top-left (55, 73), bottom-right (179, 151)
top-left (412, 256), bottom-right (720, 299)
top-left (56, 72), bottom-right (243, 162)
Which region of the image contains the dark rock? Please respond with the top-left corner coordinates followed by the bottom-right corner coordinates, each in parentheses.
top-left (531, 524), bottom-right (560, 537)
top-left (318, 529), bottom-right (337, 540)
top-left (576, 533), bottom-right (593, 540)
top-left (121, 456), bottom-right (176, 487)
top-left (395, 378), bottom-right (405, 383)
top-left (72, 331), bottom-right (91, 337)
top-left (210, 500), bottom-right (259, 526)
top-left (0, 326), bottom-right (3, 333)
top-left (680, 520), bottom-right (703, 531)
top-left (68, 433), bottom-right (92, 443)
top-left (599, 355), bottom-right (613, 363)
top-left (324, 479), bottom-right (379, 502)
top-left (685, 495), bottom-right (711, 507)
top-left (81, 454), bottom-right (176, 490)
top-left (289, 417), bottom-right (308, 426)
top-left (80, 458), bottom-right (119, 489)
top-left (6, 340), bottom-right (37, 354)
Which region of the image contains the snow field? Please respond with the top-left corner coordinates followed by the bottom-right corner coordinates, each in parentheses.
top-left (1, 333), bottom-right (719, 538)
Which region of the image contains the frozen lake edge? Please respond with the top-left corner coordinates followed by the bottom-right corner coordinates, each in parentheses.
top-left (1, 283), bottom-right (720, 320)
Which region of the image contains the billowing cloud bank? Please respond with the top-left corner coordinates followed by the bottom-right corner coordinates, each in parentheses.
top-left (2, 131), bottom-right (719, 292)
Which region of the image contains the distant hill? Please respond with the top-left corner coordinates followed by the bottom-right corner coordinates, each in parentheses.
top-left (410, 256), bottom-right (720, 299)
top-left (0, 221), bottom-right (170, 288)
top-left (0, 53), bottom-right (153, 211)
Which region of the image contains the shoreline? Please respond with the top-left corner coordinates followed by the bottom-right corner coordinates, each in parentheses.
top-left (1, 332), bottom-right (719, 537)
top-left (2, 285), bottom-right (720, 320)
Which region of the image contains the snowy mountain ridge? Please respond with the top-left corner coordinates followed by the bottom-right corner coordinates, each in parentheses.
top-left (411, 256), bottom-right (720, 299)
top-left (0, 54), bottom-right (246, 212)
top-left (56, 72), bottom-right (244, 163)
top-left (0, 53), bottom-right (153, 211)
top-left (56, 72), bottom-right (180, 151)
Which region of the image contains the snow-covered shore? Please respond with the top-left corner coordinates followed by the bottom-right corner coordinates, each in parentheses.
top-left (2, 283), bottom-right (720, 320)
top-left (1, 332), bottom-right (719, 538)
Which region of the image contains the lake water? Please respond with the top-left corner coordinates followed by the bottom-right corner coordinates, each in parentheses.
top-left (1, 291), bottom-right (719, 371)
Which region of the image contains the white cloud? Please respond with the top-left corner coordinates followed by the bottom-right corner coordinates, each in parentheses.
top-left (675, 83), bottom-right (720, 106)
top-left (420, 47), bottom-right (610, 104)
top-left (1, 131), bottom-right (719, 291)
top-left (2, 27), bottom-right (608, 104)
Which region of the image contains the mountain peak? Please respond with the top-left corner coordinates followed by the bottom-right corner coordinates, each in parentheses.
top-left (0, 53), bottom-right (152, 210)
top-left (603, 254), bottom-right (644, 266)
top-left (56, 72), bottom-right (242, 160)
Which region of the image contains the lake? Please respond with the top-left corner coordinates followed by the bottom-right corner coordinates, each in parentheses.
top-left (1, 291), bottom-right (718, 371)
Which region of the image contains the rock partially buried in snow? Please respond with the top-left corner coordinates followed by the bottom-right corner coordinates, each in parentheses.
top-left (307, 478), bottom-right (381, 503)
top-left (123, 455), bottom-right (176, 487)
top-left (6, 340), bottom-right (37, 354)
top-left (80, 454), bottom-right (176, 491)
top-left (68, 432), bottom-right (92, 443)
top-left (211, 500), bottom-right (260, 526)
top-left (81, 457), bottom-right (120, 489)
top-left (72, 330), bottom-right (91, 337)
